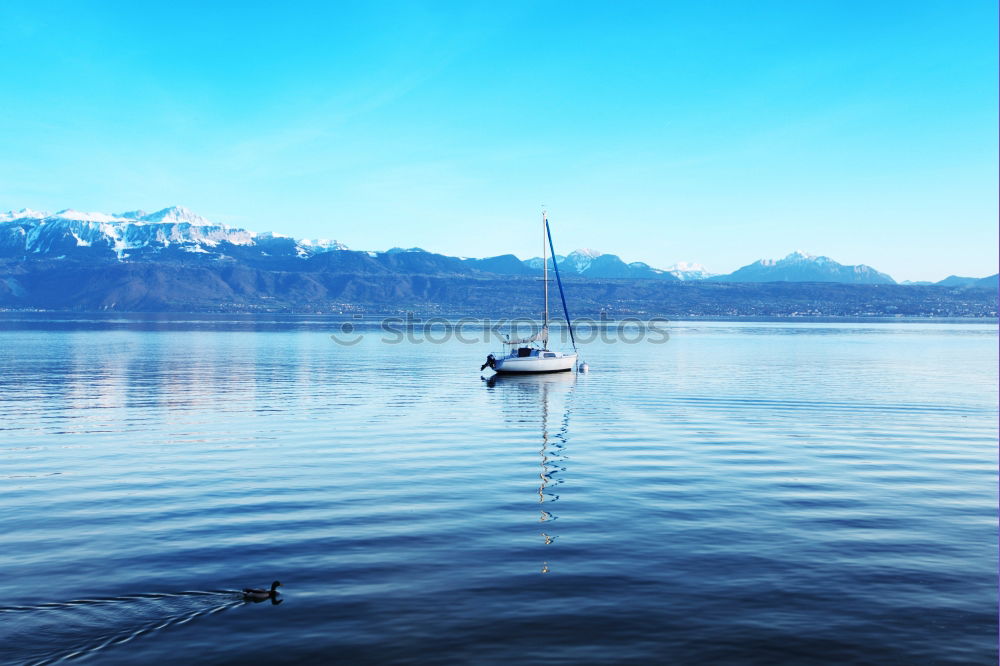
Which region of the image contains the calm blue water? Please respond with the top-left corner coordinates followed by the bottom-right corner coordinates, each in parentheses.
top-left (0, 315), bottom-right (996, 665)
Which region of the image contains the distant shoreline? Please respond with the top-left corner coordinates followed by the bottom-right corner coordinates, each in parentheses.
top-left (0, 310), bottom-right (996, 324)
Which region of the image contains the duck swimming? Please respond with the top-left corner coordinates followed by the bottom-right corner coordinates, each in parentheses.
top-left (242, 581), bottom-right (282, 602)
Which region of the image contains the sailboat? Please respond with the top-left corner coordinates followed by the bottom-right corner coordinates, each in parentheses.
top-left (481, 212), bottom-right (579, 374)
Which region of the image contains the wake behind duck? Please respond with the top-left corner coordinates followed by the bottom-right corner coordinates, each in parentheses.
top-left (0, 585), bottom-right (281, 665)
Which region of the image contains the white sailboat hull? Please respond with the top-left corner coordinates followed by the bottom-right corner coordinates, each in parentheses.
top-left (493, 352), bottom-right (577, 374)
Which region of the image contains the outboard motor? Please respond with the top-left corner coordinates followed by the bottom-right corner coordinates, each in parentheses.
top-left (480, 354), bottom-right (496, 371)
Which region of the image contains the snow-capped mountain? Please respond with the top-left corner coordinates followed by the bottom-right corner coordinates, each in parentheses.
top-left (524, 254), bottom-right (566, 271)
top-left (666, 262), bottom-right (716, 281)
top-left (0, 208), bottom-right (944, 287)
top-left (1, 207), bottom-right (996, 315)
top-left (710, 250), bottom-right (896, 284)
top-left (562, 248), bottom-right (603, 274)
top-left (524, 249), bottom-right (676, 280)
top-left (0, 206), bottom-right (347, 262)
top-left (0, 208), bottom-right (47, 222)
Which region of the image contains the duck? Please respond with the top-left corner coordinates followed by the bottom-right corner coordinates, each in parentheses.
top-left (242, 580), bottom-right (282, 602)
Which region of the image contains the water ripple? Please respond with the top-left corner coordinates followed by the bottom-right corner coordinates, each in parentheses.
top-left (0, 318), bottom-right (995, 664)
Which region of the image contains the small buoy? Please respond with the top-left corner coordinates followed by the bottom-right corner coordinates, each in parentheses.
top-left (578, 361), bottom-right (589, 373)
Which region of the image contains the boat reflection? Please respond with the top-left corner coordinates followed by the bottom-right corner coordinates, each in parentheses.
top-left (483, 372), bottom-right (576, 572)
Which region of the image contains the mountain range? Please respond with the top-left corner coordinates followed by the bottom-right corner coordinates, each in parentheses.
top-left (0, 207), bottom-right (347, 265)
top-left (1, 206), bottom-right (995, 288)
top-left (706, 250), bottom-right (895, 284)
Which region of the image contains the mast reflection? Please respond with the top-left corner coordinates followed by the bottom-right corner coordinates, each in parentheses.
top-left (483, 372), bottom-right (576, 573)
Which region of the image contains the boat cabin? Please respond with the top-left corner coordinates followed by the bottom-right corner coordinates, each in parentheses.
top-left (513, 347), bottom-right (558, 359)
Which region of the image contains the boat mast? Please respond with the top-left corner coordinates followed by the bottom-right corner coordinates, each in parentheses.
top-left (545, 216), bottom-right (578, 354)
top-left (542, 209), bottom-right (549, 348)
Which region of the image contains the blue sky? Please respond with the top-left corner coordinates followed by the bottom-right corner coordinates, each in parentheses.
top-left (0, 1), bottom-right (996, 281)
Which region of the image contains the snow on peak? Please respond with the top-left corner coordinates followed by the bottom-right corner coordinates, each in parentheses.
top-left (140, 206), bottom-right (212, 226)
top-left (299, 238), bottom-right (348, 251)
top-left (0, 208), bottom-right (49, 222)
top-left (562, 248), bottom-right (605, 273)
top-left (779, 250), bottom-right (836, 266)
top-left (784, 250), bottom-right (816, 261)
top-left (666, 261), bottom-right (715, 280)
top-left (2, 205), bottom-right (357, 260)
top-left (667, 261), bottom-right (708, 272)
top-left (754, 251), bottom-right (828, 267)
top-left (52, 209), bottom-right (124, 223)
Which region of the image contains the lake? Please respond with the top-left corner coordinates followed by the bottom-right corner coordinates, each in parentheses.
top-left (0, 314), bottom-right (996, 664)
